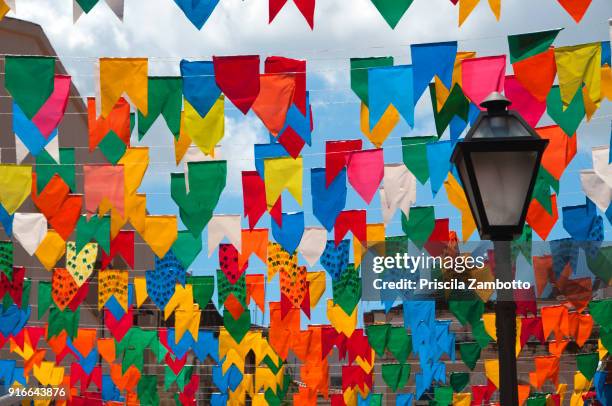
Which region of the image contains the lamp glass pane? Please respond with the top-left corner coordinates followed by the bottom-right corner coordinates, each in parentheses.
top-left (471, 116), bottom-right (534, 139)
top-left (470, 150), bottom-right (538, 226)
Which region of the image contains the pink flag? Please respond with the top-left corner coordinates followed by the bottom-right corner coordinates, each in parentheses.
top-left (462, 55), bottom-right (506, 108)
top-left (32, 75), bottom-right (71, 138)
top-left (504, 75), bottom-right (546, 127)
top-left (84, 165), bottom-right (125, 218)
top-left (346, 149), bottom-right (384, 204)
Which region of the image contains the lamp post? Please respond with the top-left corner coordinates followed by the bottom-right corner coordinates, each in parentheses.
top-left (450, 92), bottom-right (549, 406)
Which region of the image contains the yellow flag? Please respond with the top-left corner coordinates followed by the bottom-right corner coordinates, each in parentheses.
top-left (307, 271), bottom-right (326, 308)
top-left (484, 359), bottom-right (500, 388)
top-left (118, 147), bottom-right (149, 196)
top-left (99, 58), bottom-right (148, 117)
top-left (255, 367), bottom-right (282, 394)
top-left (359, 103), bottom-right (399, 148)
top-left (34, 231), bottom-right (66, 271)
top-left (164, 284), bottom-right (194, 320)
top-left (488, 0), bottom-right (501, 20)
top-left (142, 215), bottom-right (177, 258)
top-left (174, 128), bottom-right (192, 164)
top-left (252, 394), bottom-right (268, 406)
top-left (516, 317), bottom-right (522, 356)
top-left (0, 1), bottom-right (10, 20)
top-left (599, 338), bottom-right (608, 359)
top-left (483, 313), bottom-right (497, 341)
top-left (453, 393), bottom-right (472, 406)
top-left (33, 362), bottom-right (64, 386)
top-left (557, 383), bottom-right (568, 405)
top-left (327, 299), bottom-right (357, 337)
top-left (354, 223), bottom-right (385, 267)
top-left (0, 165), bottom-right (32, 214)
top-left (343, 387), bottom-right (359, 405)
top-left (602, 65), bottom-right (612, 101)
top-left (574, 371), bottom-right (591, 392)
top-left (453, 51), bottom-right (477, 87)
top-left (582, 86), bottom-right (598, 121)
top-left (134, 277), bottom-right (148, 308)
top-left (444, 173), bottom-right (477, 241)
top-left (223, 348), bottom-right (245, 373)
top-left (175, 305), bottom-right (200, 343)
top-left (555, 43), bottom-right (602, 108)
top-left (181, 97), bottom-right (225, 157)
top-left (459, 0), bottom-right (480, 26)
top-left (264, 157), bottom-right (303, 209)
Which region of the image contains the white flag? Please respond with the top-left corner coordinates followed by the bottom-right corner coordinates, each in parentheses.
top-left (580, 170), bottom-right (612, 212)
top-left (380, 164), bottom-right (416, 223)
top-left (207, 214), bottom-right (241, 256)
top-left (298, 227), bottom-right (327, 266)
top-left (13, 213), bottom-right (47, 256)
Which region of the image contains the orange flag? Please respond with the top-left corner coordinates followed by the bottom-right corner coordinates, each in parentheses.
top-left (246, 274), bottom-right (265, 312)
top-left (536, 125), bottom-right (577, 180)
top-left (526, 195), bottom-right (558, 240)
top-left (512, 48), bottom-right (557, 102)
top-left (239, 229), bottom-right (269, 268)
top-left (530, 355), bottom-right (560, 389)
top-left (532, 255), bottom-right (553, 297)
top-left (252, 74), bottom-right (296, 136)
top-left (541, 305), bottom-right (569, 340)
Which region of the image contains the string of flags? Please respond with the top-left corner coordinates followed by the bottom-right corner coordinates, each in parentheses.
top-left (0, 0), bottom-right (600, 29)
top-left (0, 7), bottom-right (610, 406)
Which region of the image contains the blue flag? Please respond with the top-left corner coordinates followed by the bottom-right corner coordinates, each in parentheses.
top-left (180, 60), bottom-right (221, 117)
top-left (368, 65), bottom-right (415, 131)
top-left (271, 212), bottom-right (305, 254)
top-left (173, 0), bottom-right (220, 29)
top-left (411, 41), bottom-right (457, 101)
top-left (311, 168), bottom-right (347, 231)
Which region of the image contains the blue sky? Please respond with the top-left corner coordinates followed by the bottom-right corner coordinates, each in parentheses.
top-left (10, 0), bottom-right (612, 325)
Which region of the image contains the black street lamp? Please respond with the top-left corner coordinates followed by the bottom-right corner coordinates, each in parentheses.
top-left (450, 92), bottom-right (549, 406)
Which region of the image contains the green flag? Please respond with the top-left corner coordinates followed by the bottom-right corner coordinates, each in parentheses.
top-left (450, 372), bottom-right (470, 392)
top-left (471, 320), bottom-right (492, 349)
top-left (332, 265), bottom-right (361, 314)
top-left (48, 307), bottom-right (80, 339)
top-left (381, 363), bottom-right (410, 392)
top-left (449, 300), bottom-right (484, 326)
top-left (37, 282), bottom-right (52, 319)
top-left (217, 270), bottom-right (246, 306)
top-left (138, 77), bottom-right (183, 139)
top-left (508, 29), bottom-right (563, 63)
top-left (401, 136), bottom-right (437, 184)
top-left (586, 247), bottom-right (612, 284)
top-left (350, 57), bottom-right (394, 105)
top-left (36, 148), bottom-right (76, 192)
top-left (589, 299), bottom-right (612, 327)
top-left (401, 206), bottom-right (435, 247)
top-left (458, 342), bottom-right (481, 370)
top-left (370, 0), bottom-right (414, 29)
top-left (387, 327), bottom-right (412, 363)
top-left (76, 214), bottom-right (110, 255)
top-left (223, 310), bottom-right (250, 343)
top-left (429, 83), bottom-right (470, 137)
top-left (0, 241), bottom-right (13, 279)
top-left (98, 131), bottom-right (127, 165)
top-left (171, 161), bottom-right (227, 237)
top-left (172, 230), bottom-right (203, 269)
top-left (137, 375), bottom-right (160, 406)
top-left (366, 324), bottom-right (390, 356)
top-left (547, 85), bottom-right (585, 137)
top-left (576, 352), bottom-right (599, 381)
top-left (76, 0), bottom-right (99, 13)
top-left (5, 56), bottom-right (55, 119)
top-left (531, 167), bottom-right (559, 215)
top-left (511, 225), bottom-right (533, 264)
top-left (186, 275), bottom-right (214, 309)
top-left (434, 386), bottom-right (453, 405)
